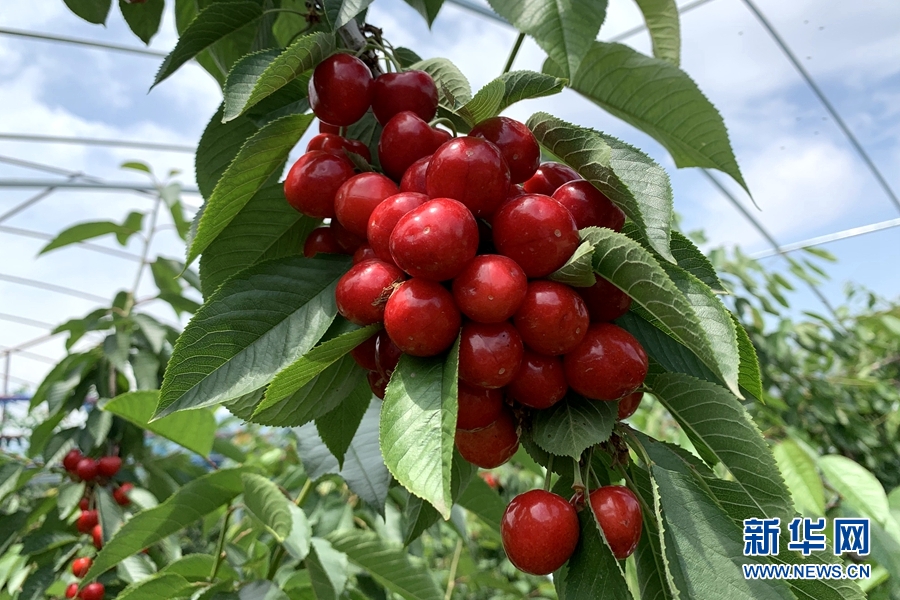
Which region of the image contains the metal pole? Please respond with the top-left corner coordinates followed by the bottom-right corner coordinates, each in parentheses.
top-left (0, 179), bottom-right (200, 194)
top-left (0, 27), bottom-right (168, 58)
top-left (751, 217), bottom-right (900, 259)
top-left (0, 133), bottom-right (194, 153)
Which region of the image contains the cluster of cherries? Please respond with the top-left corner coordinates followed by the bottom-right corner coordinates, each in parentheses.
top-left (60, 449), bottom-right (135, 599)
top-left (286, 51), bottom-right (650, 575)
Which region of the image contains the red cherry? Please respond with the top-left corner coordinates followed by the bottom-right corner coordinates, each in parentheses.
top-left (458, 322), bottom-right (523, 389)
top-left (350, 333), bottom-right (378, 371)
top-left (617, 392), bottom-right (643, 420)
top-left (564, 323), bottom-right (649, 401)
top-left (63, 449), bottom-right (83, 472)
top-left (303, 227), bottom-right (345, 258)
top-left (470, 117), bottom-right (540, 184)
top-left (79, 497), bottom-right (90, 511)
top-left (97, 456), bottom-right (121, 478)
top-left (457, 381), bottom-right (504, 431)
top-left (367, 192), bottom-right (428, 262)
top-left (522, 162), bottom-right (580, 196)
top-left (113, 482), bottom-right (134, 506)
top-left (79, 581), bottom-right (106, 600)
top-left (378, 111), bottom-right (447, 180)
top-left (367, 370), bottom-right (388, 399)
top-left (383, 279), bottom-right (461, 357)
top-left (91, 524), bottom-right (103, 549)
top-left (72, 556), bottom-right (92, 578)
top-left (374, 330), bottom-right (403, 379)
top-left (306, 133), bottom-right (372, 163)
top-left (319, 121), bottom-right (340, 134)
top-left (501, 489), bottom-right (580, 575)
top-left (66, 583), bottom-right (78, 598)
top-left (389, 198), bottom-right (479, 281)
top-left (452, 255), bottom-right (527, 323)
top-left (399, 156), bottom-right (430, 194)
top-left (335, 259), bottom-right (405, 326)
top-left (589, 486), bottom-right (643, 559)
top-left (330, 219), bottom-right (366, 254)
top-left (480, 471), bottom-right (500, 489)
top-left (75, 459), bottom-right (98, 482)
top-left (352, 245), bottom-right (379, 264)
top-left (426, 137), bottom-right (511, 217)
top-left (505, 350), bottom-right (568, 409)
top-left (552, 180), bottom-right (625, 231)
top-left (284, 151), bottom-right (355, 218)
top-left (455, 407), bottom-right (519, 469)
top-left (372, 70), bottom-right (438, 125)
top-left (76, 510), bottom-right (98, 534)
top-left (514, 281), bottom-right (589, 356)
top-left (492, 194), bottom-right (580, 278)
top-left (334, 172), bottom-right (400, 237)
top-left (308, 53), bottom-right (373, 126)
top-left (577, 277), bottom-right (632, 322)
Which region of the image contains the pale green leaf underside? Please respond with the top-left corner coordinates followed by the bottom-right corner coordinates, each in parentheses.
top-left (549, 239), bottom-right (596, 287)
top-left (531, 394), bottom-right (616, 458)
top-left (242, 473), bottom-right (293, 541)
top-left (634, 0), bottom-right (681, 66)
top-left (772, 439), bottom-right (826, 517)
top-left (409, 58), bottom-right (471, 109)
top-left (103, 391), bottom-right (216, 457)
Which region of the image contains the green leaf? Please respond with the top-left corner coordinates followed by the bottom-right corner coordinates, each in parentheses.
top-left (151, 257), bottom-right (183, 296)
top-left (223, 49), bottom-right (283, 122)
top-left (381, 340), bottom-right (459, 519)
top-left (188, 113), bottom-right (314, 265)
top-left (104, 391), bottom-right (216, 456)
top-left (545, 42), bottom-right (748, 192)
top-left (393, 47), bottom-right (423, 68)
top-left (63, 0), bottom-right (111, 24)
top-left (457, 79), bottom-right (505, 126)
top-left (495, 70), bottom-right (566, 115)
top-left (306, 538), bottom-right (348, 599)
top-left (409, 58), bottom-right (471, 109)
top-left (115, 573), bottom-right (195, 600)
top-left (39, 219), bottom-right (142, 254)
top-left (633, 0), bottom-right (680, 66)
top-left (118, 0), bottom-right (164, 45)
top-left (527, 113), bottom-right (675, 261)
top-left (400, 0), bottom-right (444, 26)
top-left (158, 255), bottom-right (348, 417)
top-left (549, 240), bottom-right (596, 287)
top-left (315, 379), bottom-right (372, 468)
top-left (487, 0), bottom-right (607, 78)
top-left (242, 473), bottom-right (293, 542)
top-left (530, 394), bottom-right (617, 458)
top-left (283, 504), bottom-right (313, 560)
top-left (327, 530), bottom-right (443, 600)
top-left (818, 455), bottom-right (889, 525)
top-left (83, 469), bottom-right (247, 580)
top-left (772, 440), bottom-right (825, 517)
top-left (152, 2), bottom-right (263, 88)
top-left (649, 373), bottom-right (794, 521)
top-left (556, 508), bottom-right (632, 600)
top-left (403, 452), bottom-right (476, 545)
top-left (668, 230), bottom-right (725, 292)
top-left (239, 581), bottom-right (290, 600)
top-left (732, 314), bottom-right (763, 402)
top-left (332, 0), bottom-right (375, 29)
top-left (630, 466), bottom-right (681, 600)
top-left (456, 475), bottom-right (504, 537)
top-left (195, 106), bottom-right (259, 200)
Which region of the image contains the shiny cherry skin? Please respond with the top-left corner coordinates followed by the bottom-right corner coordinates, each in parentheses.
top-left (426, 137), bottom-right (511, 217)
top-left (493, 194), bottom-right (580, 278)
top-left (308, 53), bottom-right (373, 126)
top-left (577, 277), bottom-right (632, 322)
top-left (455, 407), bottom-right (519, 468)
top-left (72, 556), bottom-right (92, 578)
top-left (372, 70), bottom-right (438, 125)
top-left (352, 245), bottom-right (378, 264)
top-left (79, 498), bottom-right (90, 511)
top-left (378, 111), bottom-right (448, 180)
top-left (452, 254), bottom-right (527, 323)
top-left (350, 333), bottom-right (378, 371)
top-left (318, 121), bottom-right (340, 134)
top-left (514, 281), bottom-right (589, 356)
top-left (389, 198), bottom-right (479, 281)
top-left (367, 370), bottom-right (388, 399)
top-left (400, 156), bottom-right (430, 194)
top-left (65, 583), bottom-right (78, 598)
top-left (97, 456), bottom-right (121, 477)
top-left (564, 323), bottom-right (649, 401)
top-left (80, 582), bottom-right (106, 600)
top-left (458, 322), bottom-right (524, 389)
top-left (76, 510), bottom-right (98, 534)
top-left (335, 259), bottom-right (405, 326)
top-left (522, 162), bottom-right (580, 195)
top-left (306, 133), bottom-right (372, 163)
top-left (470, 117), bottom-right (540, 184)
top-left (456, 381), bottom-right (504, 431)
top-left (113, 482), bottom-right (133, 506)
top-left (330, 220), bottom-right (365, 254)
top-left (75, 458), bottom-right (98, 482)
top-left (501, 489), bottom-right (580, 575)
top-left (63, 449), bottom-right (83, 472)
top-left (505, 350), bottom-right (568, 409)
top-left (617, 392), bottom-right (643, 420)
top-left (367, 192), bottom-right (428, 262)
top-left (284, 151), bottom-right (355, 218)
top-left (303, 227), bottom-right (345, 258)
top-left (589, 486), bottom-right (643, 559)
top-left (374, 330), bottom-right (403, 379)
top-left (334, 172), bottom-right (399, 237)
top-left (384, 279), bottom-right (461, 356)
top-left (91, 524), bottom-right (103, 549)
top-left (552, 180), bottom-right (625, 231)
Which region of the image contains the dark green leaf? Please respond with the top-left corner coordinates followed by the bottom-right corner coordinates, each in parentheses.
top-left (97, 486), bottom-right (125, 544)
top-left (242, 473), bottom-right (293, 541)
top-left (18, 564), bottom-right (55, 600)
top-left (457, 79), bottom-right (505, 126)
top-left (393, 47), bottom-right (423, 67)
top-left (456, 475), bottom-right (504, 537)
top-left (63, 0), bottom-right (111, 24)
top-left (531, 394), bottom-right (616, 458)
top-left (315, 379), bottom-right (372, 468)
top-left (151, 257), bottom-right (183, 296)
top-left (630, 466), bottom-right (681, 600)
top-left (223, 49), bottom-right (283, 122)
top-left (668, 230), bottom-right (724, 291)
top-left (634, 0), bottom-right (680, 65)
top-left (195, 106), bottom-right (259, 200)
top-left (239, 581), bottom-right (290, 600)
top-left (115, 573), bottom-right (195, 600)
top-left (556, 508), bottom-right (632, 600)
top-left (495, 70), bottom-right (566, 115)
top-left (403, 452), bottom-right (475, 544)
top-left (332, 0), bottom-right (374, 30)
top-left (400, 0), bottom-right (444, 26)
top-left (39, 219), bottom-right (142, 255)
top-left (80, 405), bottom-right (113, 451)
top-left (119, 0), bottom-right (165, 45)
top-left (409, 58), bottom-right (471, 109)
top-left (104, 391), bottom-right (216, 456)
top-left (732, 313), bottom-right (763, 401)
top-left (306, 538), bottom-right (348, 599)
top-left (549, 240), bottom-right (596, 287)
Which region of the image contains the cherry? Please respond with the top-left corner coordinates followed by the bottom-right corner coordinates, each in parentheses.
top-left (335, 259), bottom-right (405, 326)
top-left (72, 557), bottom-right (92, 578)
top-left (589, 486), bottom-right (643, 559)
top-left (552, 180), bottom-right (625, 231)
top-left (480, 471), bottom-right (500, 489)
top-left (76, 510), bottom-right (98, 534)
top-left (352, 245), bottom-right (379, 264)
top-left (91, 524), bottom-right (103, 549)
top-left (367, 370), bottom-right (388, 399)
top-left (522, 162), bottom-right (580, 196)
top-left (308, 53), bottom-right (373, 126)
top-left (97, 456), bottom-right (121, 477)
top-left (452, 254), bottom-right (527, 323)
top-left (389, 198), bottom-right (479, 281)
top-left (383, 279), bottom-right (461, 357)
top-left (617, 391), bottom-right (643, 420)
top-left (113, 482), bottom-right (134, 506)
top-left (456, 381), bottom-right (504, 431)
top-left (455, 407), bottom-right (519, 468)
top-left (426, 137), bottom-right (511, 217)
top-left (514, 281), bottom-right (589, 356)
top-left (492, 194), bottom-right (580, 278)
top-left (284, 151), bottom-right (355, 218)
top-left (319, 121), bottom-right (340, 134)
top-left (79, 582), bottom-right (105, 600)
top-left (75, 458), bottom-right (98, 482)
top-left (374, 330), bottom-right (403, 379)
top-left (399, 156), bottom-right (430, 194)
top-left (66, 583), bottom-right (78, 598)
top-left (330, 220), bottom-right (365, 254)
top-left (350, 333), bottom-right (378, 371)
top-left (303, 227), bottom-right (345, 258)
top-left (501, 489), bottom-right (580, 575)
top-left (505, 350), bottom-right (568, 409)
top-left (469, 117), bottom-right (540, 184)
top-left (307, 133), bottom-right (372, 163)
top-left (334, 172), bottom-right (399, 237)
top-left (367, 192), bottom-right (428, 262)
top-left (458, 321), bottom-right (523, 389)
top-left (378, 111), bottom-right (448, 180)
top-left (577, 277), bottom-right (632, 323)
top-left (372, 70), bottom-right (438, 125)
top-left (63, 449), bottom-right (83, 473)
top-left (564, 323), bottom-right (649, 401)
top-left (79, 497), bottom-right (90, 511)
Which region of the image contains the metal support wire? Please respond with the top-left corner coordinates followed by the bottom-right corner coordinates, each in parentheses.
top-left (0, 273), bottom-right (109, 303)
top-left (0, 225), bottom-right (143, 261)
top-left (0, 347), bottom-right (57, 365)
top-left (0, 179), bottom-right (201, 194)
top-left (609, 0), bottom-right (718, 42)
top-left (0, 133), bottom-right (194, 154)
top-left (0, 27), bottom-right (168, 58)
top-left (0, 313), bottom-right (55, 330)
top-left (751, 217), bottom-right (900, 259)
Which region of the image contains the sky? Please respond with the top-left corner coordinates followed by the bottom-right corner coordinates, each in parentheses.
top-left (0, 0), bottom-right (898, 394)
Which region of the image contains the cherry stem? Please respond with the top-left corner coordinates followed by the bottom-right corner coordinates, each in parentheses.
top-left (503, 32), bottom-right (525, 75)
top-left (616, 464), bottom-right (655, 527)
top-left (428, 117), bottom-right (458, 137)
top-left (571, 457), bottom-right (586, 495)
top-left (622, 425), bottom-right (653, 467)
top-left (543, 455), bottom-right (554, 491)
